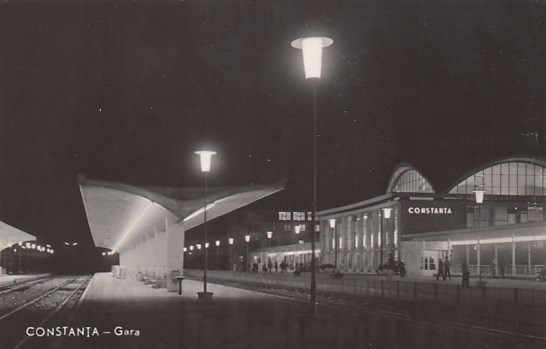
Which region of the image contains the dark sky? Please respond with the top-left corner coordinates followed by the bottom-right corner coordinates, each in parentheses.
top-left (2, 0), bottom-right (546, 246)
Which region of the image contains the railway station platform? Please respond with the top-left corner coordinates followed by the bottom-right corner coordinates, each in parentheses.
top-left (42, 272), bottom-right (545, 349)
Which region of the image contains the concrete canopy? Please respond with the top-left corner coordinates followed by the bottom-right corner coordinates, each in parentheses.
top-left (79, 177), bottom-right (283, 254)
top-left (0, 220), bottom-right (35, 250)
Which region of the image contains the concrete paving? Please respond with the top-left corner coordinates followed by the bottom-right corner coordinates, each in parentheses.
top-left (32, 272), bottom-right (545, 349)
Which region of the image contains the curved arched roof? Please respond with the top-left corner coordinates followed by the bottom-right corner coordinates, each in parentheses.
top-left (79, 178), bottom-right (283, 253)
top-left (448, 157), bottom-right (546, 196)
top-left (386, 163), bottom-right (435, 194)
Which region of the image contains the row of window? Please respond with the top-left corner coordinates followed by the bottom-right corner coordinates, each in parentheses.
top-left (278, 211), bottom-right (312, 221)
top-left (451, 162), bottom-right (546, 196)
top-left (467, 206), bottom-right (544, 227)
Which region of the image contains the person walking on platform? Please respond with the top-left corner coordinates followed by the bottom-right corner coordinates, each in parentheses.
top-left (268, 259), bottom-right (273, 273)
top-left (436, 258), bottom-right (444, 281)
top-left (274, 261), bottom-right (278, 273)
top-left (461, 261), bottom-right (470, 288)
top-left (444, 256), bottom-right (451, 280)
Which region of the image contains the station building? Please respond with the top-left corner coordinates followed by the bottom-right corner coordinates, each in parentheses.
top-left (317, 157), bottom-right (546, 277)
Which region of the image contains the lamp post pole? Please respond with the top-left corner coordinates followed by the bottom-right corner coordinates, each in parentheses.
top-left (474, 188), bottom-right (485, 284)
top-left (292, 36), bottom-right (333, 313)
top-left (215, 240), bottom-right (220, 270)
top-left (329, 219), bottom-right (337, 269)
top-left (195, 150), bottom-right (216, 301)
top-left (245, 235), bottom-right (250, 272)
top-left (228, 238), bottom-right (234, 271)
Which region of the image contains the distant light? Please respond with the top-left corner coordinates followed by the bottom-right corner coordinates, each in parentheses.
top-left (196, 244), bottom-right (202, 250)
top-left (26, 243), bottom-right (31, 248)
top-left (291, 36), bottom-right (333, 79)
top-left (205, 242), bottom-right (209, 249)
top-left (195, 150), bottom-right (217, 172)
top-left (382, 208), bottom-right (393, 219)
top-left (329, 219), bottom-right (336, 229)
top-left (474, 190), bottom-right (486, 204)
top-left (295, 226), bottom-right (301, 234)
top-left (183, 247), bottom-right (188, 252)
top-left (215, 240), bottom-right (220, 247)
top-left (64, 242), bottom-right (70, 246)
top-left (18, 242), bottom-right (23, 246)
top-left (190, 245), bottom-right (194, 251)
top-left (73, 242), bottom-right (78, 246)
top-left (228, 238), bottom-right (234, 245)
top-left (267, 231), bottom-right (273, 239)
top-left (13, 249), bottom-right (17, 253)
top-left (102, 252), bottom-right (106, 256)
top-left (245, 235), bottom-right (250, 243)
top-left (46, 244), bottom-right (51, 248)
top-left (31, 244), bottom-right (36, 249)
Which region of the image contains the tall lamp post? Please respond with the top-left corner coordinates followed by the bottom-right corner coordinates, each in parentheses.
top-left (292, 35), bottom-right (333, 312)
top-left (215, 240), bottom-right (220, 270)
top-left (228, 238), bottom-right (234, 271)
top-left (195, 150), bottom-right (216, 301)
top-left (382, 208), bottom-right (393, 265)
top-left (245, 234), bottom-right (251, 272)
top-left (474, 187), bottom-right (486, 283)
top-left (267, 231), bottom-right (273, 248)
top-left (329, 219), bottom-right (337, 269)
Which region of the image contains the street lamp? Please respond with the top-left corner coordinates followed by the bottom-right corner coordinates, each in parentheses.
top-left (245, 234), bottom-right (251, 272)
top-left (329, 219), bottom-right (337, 269)
top-left (228, 238), bottom-right (234, 271)
top-left (215, 240), bottom-right (220, 270)
top-left (292, 35), bottom-right (333, 312)
top-left (267, 231), bottom-right (273, 248)
top-left (474, 187), bottom-right (486, 283)
top-left (195, 150), bottom-right (216, 301)
top-left (382, 208), bottom-right (393, 264)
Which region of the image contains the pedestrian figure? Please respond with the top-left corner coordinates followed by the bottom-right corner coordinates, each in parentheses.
top-left (398, 259), bottom-right (406, 277)
top-left (274, 261), bottom-right (278, 273)
top-left (436, 258), bottom-right (444, 281)
top-left (268, 259), bottom-right (273, 273)
top-left (444, 256), bottom-right (451, 280)
top-left (461, 261), bottom-right (470, 288)
top-left (262, 263), bottom-right (268, 272)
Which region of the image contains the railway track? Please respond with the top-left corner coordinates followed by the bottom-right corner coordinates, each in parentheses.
top-left (0, 275), bottom-right (91, 349)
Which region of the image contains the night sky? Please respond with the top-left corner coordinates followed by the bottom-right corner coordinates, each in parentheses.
top-left (2, 0), bottom-right (546, 246)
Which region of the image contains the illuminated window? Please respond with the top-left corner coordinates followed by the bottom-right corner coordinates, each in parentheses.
top-left (307, 212), bottom-right (312, 221)
top-left (392, 170), bottom-right (434, 193)
top-left (279, 212), bottom-right (291, 221)
top-left (450, 160), bottom-right (546, 197)
top-left (293, 212), bottom-right (306, 221)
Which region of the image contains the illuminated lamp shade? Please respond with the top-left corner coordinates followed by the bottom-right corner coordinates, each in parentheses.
top-left (245, 235), bottom-right (250, 243)
top-left (195, 150), bottom-right (217, 172)
top-left (205, 242), bottom-right (209, 249)
top-left (228, 238), bottom-right (234, 245)
top-left (183, 247), bottom-right (188, 252)
top-left (267, 231), bottom-right (273, 239)
top-left (291, 37), bottom-right (333, 79)
top-left (329, 219), bottom-right (336, 229)
top-left (196, 244), bottom-right (202, 250)
top-left (382, 208), bottom-right (393, 219)
top-left (474, 190), bottom-right (486, 204)
top-left (189, 245), bottom-right (194, 251)
top-left (215, 240), bottom-right (220, 247)
top-left (295, 226), bottom-right (301, 234)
